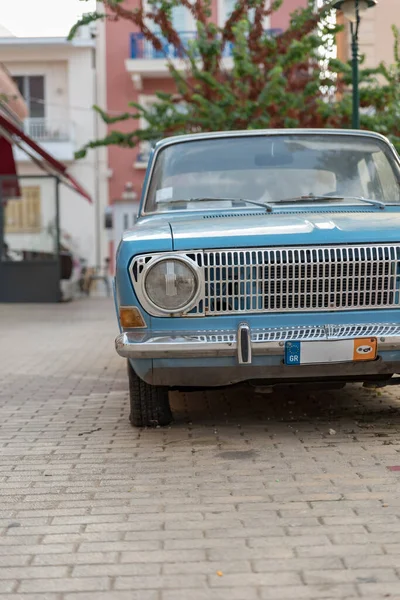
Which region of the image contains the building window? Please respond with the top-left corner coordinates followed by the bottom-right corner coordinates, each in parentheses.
top-left (171, 5), bottom-right (194, 31)
top-left (145, 0), bottom-right (194, 31)
top-left (223, 0), bottom-right (236, 21)
top-left (5, 186), bottom-right (41, 233)
top-left (13, 75), bottom-right (45, 119)
top-left (219, 0), bottom-right (264, 26)
top-left (123, 213), bottom-right (129, 230)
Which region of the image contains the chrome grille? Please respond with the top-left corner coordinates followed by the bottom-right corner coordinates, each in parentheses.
top-left (203, 245), bottom-right (400, 315)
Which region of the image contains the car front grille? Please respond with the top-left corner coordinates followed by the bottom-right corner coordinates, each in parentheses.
top-left (203, 245), bottom-right (400, 315)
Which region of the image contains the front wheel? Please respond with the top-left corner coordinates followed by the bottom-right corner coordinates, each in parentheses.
top-left (127, 360), bottom-right (172, 427)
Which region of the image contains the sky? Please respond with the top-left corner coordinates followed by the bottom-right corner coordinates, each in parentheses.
top-left (1, 0), bottom-right (97, 38)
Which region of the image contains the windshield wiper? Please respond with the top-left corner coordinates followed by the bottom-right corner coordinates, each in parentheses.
top-left (347, 196), bottom-right (386, 209)
top-left (275, 195), bottom-right (386, 210)
top-left (167, 195), bottom-right (386, 212)
top-left (181, 197), bottom-right (274, 213)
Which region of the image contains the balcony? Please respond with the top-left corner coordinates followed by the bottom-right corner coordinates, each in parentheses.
top-left (24, 118), bottom-right (73, 142)
top-left (126, 29), bottom-right (282, 88)
top-left (130, 30), bottom-right (282, 59)
top-left (14, 118), bottom-right (75, 162)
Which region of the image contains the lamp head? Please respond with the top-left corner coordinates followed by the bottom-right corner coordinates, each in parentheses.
top-left (332, 0), bottom-right (377, 23)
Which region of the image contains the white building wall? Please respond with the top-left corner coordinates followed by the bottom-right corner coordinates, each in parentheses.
top-left (59, 164), bottom-right (96, 263)
top-left (1, 34), bottom-right (108, 267)
top-left (67, 50), bottom-right (94, 150)
top-left (62, 47), bottom-right (97, 264)
top-left (95, 10), bottom-right (110, 268)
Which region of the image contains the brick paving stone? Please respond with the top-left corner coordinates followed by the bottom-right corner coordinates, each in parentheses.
top-left (0, 556), bottom-right (31, 567)
top-left (64, 594), bottom-right (159, 600)
top-left (303, 568), bottom-right (398, 584)
top-left (357, 582), bottom-right (400, 596)
top-left (17, 577), bottom-right (111, 593)
top-left (259, 584), bottom-right (358, 598)
top-left (0, 566), bottom-right (70, 580)
top-left (0, 596), bottom-right (61, 600)
top-left (208, 571), bottom-right (302, 586)
top-left (0, 582), bottom-right (16, 594)
top-left (115, 574), bottom-right (207, 590)
top-left (2, 298), bottom-right (400, 599)
top-left (33, 552), bottom-right (119, 566)
top-left (162, 590), bottom-right (259, 600)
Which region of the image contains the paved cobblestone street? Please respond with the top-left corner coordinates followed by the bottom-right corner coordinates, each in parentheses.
top-left (2, 298), bottom-right (400, 599)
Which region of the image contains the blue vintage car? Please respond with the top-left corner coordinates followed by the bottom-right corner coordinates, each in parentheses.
top-left (114, 129), bottom-right (400, 427)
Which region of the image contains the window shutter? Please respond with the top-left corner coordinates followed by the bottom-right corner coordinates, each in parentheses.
top-left (5, 186), bottom-right (41, 233)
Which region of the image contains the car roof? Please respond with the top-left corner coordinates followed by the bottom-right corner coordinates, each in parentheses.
top-left (154, 129), bottom-right (391, 151)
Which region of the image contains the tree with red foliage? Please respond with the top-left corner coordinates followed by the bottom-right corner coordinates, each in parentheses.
top-left (70, 0), bottom-right (400, 157)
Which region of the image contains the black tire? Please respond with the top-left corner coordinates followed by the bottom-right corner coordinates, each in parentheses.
top-left (127, 360), bottom-right (172, 427)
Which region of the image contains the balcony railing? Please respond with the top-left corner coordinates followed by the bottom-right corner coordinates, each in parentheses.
top-left (130, 29), bottom-right (282, 60)
top-left (23, 118), bottom-right (73, 142)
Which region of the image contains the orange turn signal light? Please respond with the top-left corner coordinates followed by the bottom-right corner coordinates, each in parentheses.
top-left (119, 306), bottom-right (146, 328)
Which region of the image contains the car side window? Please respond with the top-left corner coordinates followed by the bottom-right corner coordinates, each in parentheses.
top-left (372, 151), bottom-right (400, 203)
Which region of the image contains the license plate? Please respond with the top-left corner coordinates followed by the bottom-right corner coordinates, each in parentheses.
top-left (284, 338), bottom-right (377, 365)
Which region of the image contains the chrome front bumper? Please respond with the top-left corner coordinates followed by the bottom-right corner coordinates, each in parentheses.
top-left (115, 322), bottom-right (400, 363)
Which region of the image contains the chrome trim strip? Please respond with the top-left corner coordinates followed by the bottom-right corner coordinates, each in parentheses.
top-left (250, 323), bottom-right (400, 341)
top-left (115, 322), bottom-right (400, 360)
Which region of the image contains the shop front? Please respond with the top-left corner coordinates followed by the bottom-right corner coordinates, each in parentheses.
top-left (0, 112), bottom-right (91, 302)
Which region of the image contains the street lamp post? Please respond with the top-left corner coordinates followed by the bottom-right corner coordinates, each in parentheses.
top-left (332, 0), bottom-right (377, 129)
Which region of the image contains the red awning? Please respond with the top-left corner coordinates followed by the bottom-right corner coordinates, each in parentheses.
top-left (0, 113), bottom-right (92, 203)
top-left (0, 136), bottom-right (20, 202)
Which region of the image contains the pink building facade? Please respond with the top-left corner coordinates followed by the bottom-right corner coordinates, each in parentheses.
top-left (103, 0), bottom-right (307, 267)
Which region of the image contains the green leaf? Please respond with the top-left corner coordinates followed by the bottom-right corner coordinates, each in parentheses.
top-left (67, 11), bottom-right (104, 40)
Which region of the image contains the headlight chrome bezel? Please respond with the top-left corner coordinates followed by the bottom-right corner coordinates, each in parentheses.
top-left (130, 252), bottom-right (204, 316)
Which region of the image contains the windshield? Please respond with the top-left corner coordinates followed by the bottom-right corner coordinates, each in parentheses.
top-left (144, 134), bottom-right (400, 213)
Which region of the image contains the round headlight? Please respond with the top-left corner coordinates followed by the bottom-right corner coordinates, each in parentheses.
top-left (144, 259), bottom-right (198, 311)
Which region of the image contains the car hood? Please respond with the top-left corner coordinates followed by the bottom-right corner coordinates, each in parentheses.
top-left (169, 210), bottom-right (400, 250)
